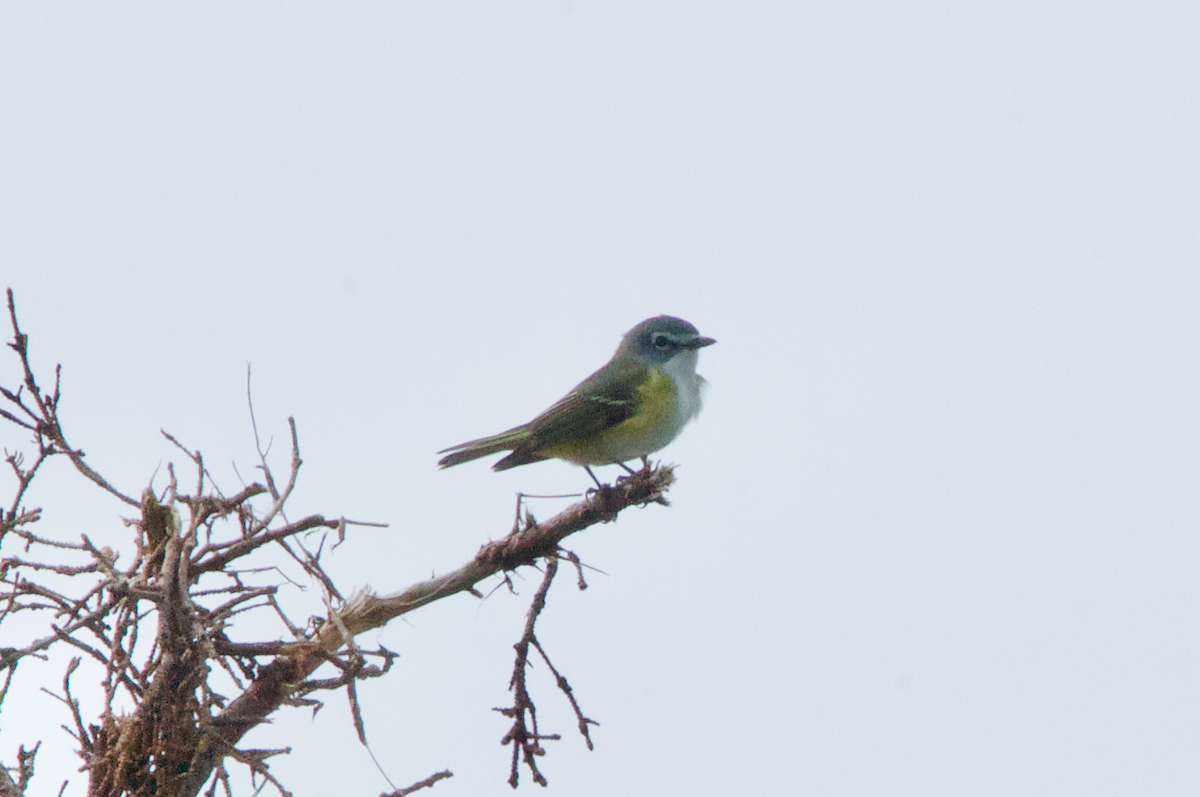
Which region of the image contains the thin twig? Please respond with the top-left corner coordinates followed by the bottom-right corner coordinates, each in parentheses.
top-left (384, 770), bottom-right (454, 797)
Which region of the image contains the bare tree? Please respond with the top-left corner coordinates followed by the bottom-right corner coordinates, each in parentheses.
top-left (0, 289), bottom-right (677, 796)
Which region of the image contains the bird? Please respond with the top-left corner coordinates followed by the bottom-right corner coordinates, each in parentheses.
top-left (438, 315), bottom-right (716, 485)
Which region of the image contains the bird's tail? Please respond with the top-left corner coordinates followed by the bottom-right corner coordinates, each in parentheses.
top-left (437, 427), bottom-right (531, 469)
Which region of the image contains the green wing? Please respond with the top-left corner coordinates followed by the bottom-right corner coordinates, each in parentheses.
top-left (437, 359), bottom-right (648, 470)
top-left (493, 359), bottom-right (648, 470)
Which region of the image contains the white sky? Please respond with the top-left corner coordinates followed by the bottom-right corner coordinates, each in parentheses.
top-left (2, 3), bottom-right (1199, 795)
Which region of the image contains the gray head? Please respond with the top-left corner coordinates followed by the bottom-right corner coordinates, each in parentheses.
top-left (619, 315), bottom-right (717, 363)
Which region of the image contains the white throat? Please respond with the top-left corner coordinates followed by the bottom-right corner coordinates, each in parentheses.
top-left (663, 348), bottom-right (705, 424)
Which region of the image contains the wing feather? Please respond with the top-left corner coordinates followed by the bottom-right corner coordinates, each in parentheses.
top-left (492, 360), bottom-right (647, 469)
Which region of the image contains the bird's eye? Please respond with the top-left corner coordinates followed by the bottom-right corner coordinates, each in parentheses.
top-left (653, 334), bottom-right (671, 349)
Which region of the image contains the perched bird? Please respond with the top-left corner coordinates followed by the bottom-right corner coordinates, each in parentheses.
top-left (438, 315), bottom-right (716, 484)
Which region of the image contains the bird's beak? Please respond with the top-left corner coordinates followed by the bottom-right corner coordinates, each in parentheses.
top-left (686, 336), bottom-right (717, 350)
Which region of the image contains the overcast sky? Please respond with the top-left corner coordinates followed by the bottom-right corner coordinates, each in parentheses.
top-left (2, 3), bottom-right (1199, 795)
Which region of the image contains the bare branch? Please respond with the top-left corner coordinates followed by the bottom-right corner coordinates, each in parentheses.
top-left (0, 290), bottom-right (682, 795)
top-left (384, 769), bottom-right (454, 797)
top-left (531, 637), bottom-right (597, 750)
top-left (317, 467), bottom-right (673, 643)
top-left (4, 289), bottom-right (138, 507)
top-left (172, 467), bottom-right (672, 792)
top-left (499, 558), bottom-right (560, 787)
top-left (193, 514), bottom-right (338, 574)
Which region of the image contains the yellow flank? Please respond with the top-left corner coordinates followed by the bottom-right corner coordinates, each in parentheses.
top-left (543, 367), bottom-right (675, 462)
top-left (612, 366), bottom-right (676, 441)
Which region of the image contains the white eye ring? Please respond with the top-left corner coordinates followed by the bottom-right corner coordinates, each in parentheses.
top-left (653, 334), bottom-right (671, 348)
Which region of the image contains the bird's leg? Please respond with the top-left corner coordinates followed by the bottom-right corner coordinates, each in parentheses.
top-left (639, 455), bottom-right (651, 472)
top-left (618, 461), bottom-right (638, 475)
top-left (584, 466), bottom-right (604, 489)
